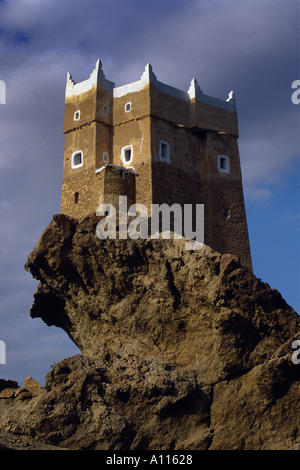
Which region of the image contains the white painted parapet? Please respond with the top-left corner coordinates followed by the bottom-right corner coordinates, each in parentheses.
top-left (66, 59), bottom-right (115, 97)
top-left (66, 58), bottom-right (236, 110)
top-left (113, 63), bottom-right (157, 98)
top-left (188, 78), bottom-right (236, 110)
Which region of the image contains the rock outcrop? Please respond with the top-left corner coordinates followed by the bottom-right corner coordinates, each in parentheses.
top-left (0, 213), bottom-right (299, 450)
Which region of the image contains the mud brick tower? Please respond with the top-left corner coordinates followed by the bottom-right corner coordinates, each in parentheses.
top-left (61, 59), bottom-right (252, 270)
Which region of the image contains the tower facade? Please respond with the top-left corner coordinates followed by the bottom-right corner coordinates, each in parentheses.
top-left (61, 60), bottom-right (252, 270)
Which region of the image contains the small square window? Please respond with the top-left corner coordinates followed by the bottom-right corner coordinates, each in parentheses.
top-left (121, 145), bottom-right (133, 165)
top-left (73, 153), bottom-right (82, 166)
top-left (74, 110), bottom-right (80, 121)
top-left (124, 149), bottom-right (131, 162)
top-left (71, 151), bottom-right (83, 169)
top-left (220, 157), bottom-right (226, 169)
top-left (159, 140), bottom-right (170, 163)
top-left (125, 102), bottom-right (131, 113)
top-left (161, 143), bottom-right (168, 159)
top-left (217, 155), bottom-right (230, 174)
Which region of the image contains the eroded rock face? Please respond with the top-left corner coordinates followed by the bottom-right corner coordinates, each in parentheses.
top-left (0, 354), bottom-right (211, 450)
top-left (0, 213), bottom-right (299, 450)
top-left (24, 215), bottom-right (299, 382)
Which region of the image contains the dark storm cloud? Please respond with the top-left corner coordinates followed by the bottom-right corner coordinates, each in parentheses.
top-left (1, 0), bottom-right (298, 195)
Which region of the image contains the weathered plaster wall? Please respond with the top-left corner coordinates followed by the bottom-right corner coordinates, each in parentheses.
top-left (200, 132), bottom-right (251, 270)
top-left (98, 166), bottom-right (136, 209)
top-left (60, 62), bottom-right (251, 269)
top-left (190, 99), bottom-right (238, 135)
top-left (61, 169), bottom-right (102, 218)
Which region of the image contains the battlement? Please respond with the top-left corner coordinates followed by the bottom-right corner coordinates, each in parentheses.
top-left (66, 60), bottom-right (235, 108)
top-left (64, 61), bottom-right (238, 135)
top-left (66, 59), bottom-right (115, 97)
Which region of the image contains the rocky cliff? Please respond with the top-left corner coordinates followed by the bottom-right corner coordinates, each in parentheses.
top-left (0, 213), bottom-right (299, 450)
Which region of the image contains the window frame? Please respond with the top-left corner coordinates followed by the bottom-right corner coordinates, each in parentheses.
top-left (121, 145), bottom-right (133, 165)
top-left (71, 150), bottom-right (83, 169)
top-left (103, 152), bottom-right (109, 164)
top-left (125, 102), bottom-right (132, 113)
top-left (74, 110), bottom-right (81, 121)
top-left (158, 140), bottom-right (170, 163)
top-left (217, 154), bottom-right (230, 174)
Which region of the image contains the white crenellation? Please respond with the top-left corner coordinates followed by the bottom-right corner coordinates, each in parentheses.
top-left (141, 63), bottom-right (157, 83)
top-left (226, 90), bottom-right (236, 104)
top-left (187, 78), bottom-right (203, 100)
top-left (188, 79), bottom-right (235, 109)
top-left (195, 90), bottom-right (236, 110)
top-left (66, 59), bottom-right (115, 97)
top-left (66, 58), bottom-right (236, 110)
top-left (113, 63), bottom-right (156, 98)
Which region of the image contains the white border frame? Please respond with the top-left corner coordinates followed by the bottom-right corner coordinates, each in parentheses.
top-left (71, 150), bottom-right (83, 169)
top-left (74, 110), bottom-right (81, 121)
top-left (125, 102), bottom-right (132, 113)
top-left (121, 145), bottom-right (133, 165)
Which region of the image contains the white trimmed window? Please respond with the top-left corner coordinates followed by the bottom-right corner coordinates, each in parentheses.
top-left (103, 152), bottom-right (109, 163)
top-left (74, 110), bottom-right (80, 121)
top-left (125, 102), bottom-right (131, 113)
top-left (71, 151), bottom-right (83, 169)
top-left (218, 155), bottom-right (230, 174)
top-left (159, 140), bottom-right (170, 163)
top-left (121, 145), bottom-right (133, 165)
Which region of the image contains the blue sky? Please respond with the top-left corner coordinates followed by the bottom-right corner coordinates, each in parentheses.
top-left (0, 0), bottom-right (299, 385)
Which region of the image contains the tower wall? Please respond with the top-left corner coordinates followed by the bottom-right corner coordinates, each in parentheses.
top-left (60, 61), bottom-right (252, 270)
top-left (61, 70), bottom-right (114, 216)
top-left (61, 168), bottom-right (101, 218)
top-left (97, 166), bottom-right (136, 209)
top-left (200, 132), bottom-right (252, 270)
top-left (112, 87), bottom-right (153, 212)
